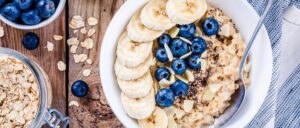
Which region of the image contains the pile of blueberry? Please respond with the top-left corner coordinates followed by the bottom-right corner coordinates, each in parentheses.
top-left (0, 0), bottom-right (59, 25)
top-left (155, 17), bottom-right (219, 107)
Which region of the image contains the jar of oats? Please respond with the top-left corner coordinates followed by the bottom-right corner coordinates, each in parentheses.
top-left (0, 48), bottom-right (69, 128)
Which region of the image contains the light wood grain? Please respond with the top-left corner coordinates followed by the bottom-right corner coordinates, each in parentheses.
top-left (68, 0), bottom-right (125, 127)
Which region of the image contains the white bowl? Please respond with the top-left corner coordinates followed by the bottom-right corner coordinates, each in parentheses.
top-left (100, 0), bottom-right (273, 127)
top-left (0, 0), bottom-right (66, 30)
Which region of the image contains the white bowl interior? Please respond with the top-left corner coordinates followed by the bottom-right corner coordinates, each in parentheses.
top-left (0, 0), bottom-right (66, 30)
top-left (100, 0), bottom-right (273, 127)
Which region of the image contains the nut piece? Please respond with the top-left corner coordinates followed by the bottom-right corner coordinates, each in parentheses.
top-left (53, 35), bottom-right (63, 41)
top-left (69, 101), bottom-right (79, 107)
top-left (70, 45), bottom-right (78, 54)
top-left (183, 100), bottom-right (194, 112)
top-left (69, 15), bottom-right (85, 29)
top-left (46, 41), bottom-right (54, 51)
top-left (67, 37), bottom-right (79, 46)
top-left (57, 61), bottom-right (66, 71)
top-left (83, 69), bottom-right (91, 77)
top-left (0, 26), bottom-right (4, 37)
top-left (81, 38), bottom-right (94, 49)
top-left (87, 17), bottom-right (98, 26)
top-left (87, 28), bottom-right (96, 37)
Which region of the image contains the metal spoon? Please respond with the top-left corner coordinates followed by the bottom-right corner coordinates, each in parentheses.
top-left (214, 0), bottom-right (273, 127)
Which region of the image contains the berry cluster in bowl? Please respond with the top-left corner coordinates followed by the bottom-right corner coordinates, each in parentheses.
top-left (0, 0), bottom-right (59, 25)
top-left (155, 18), bottom-right (219, 107)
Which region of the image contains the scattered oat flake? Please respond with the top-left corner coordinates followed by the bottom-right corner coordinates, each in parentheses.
top-left (87, 28), bottom-right (96, 37)
top-left (70, 45), bottom-right (78, 54)
top-left (86, 59), bottom-right (92, 64)
top-left (88, 17), bottom-right (98, 26)
top-left (80, 27), bottom-right (87, 34)
top-left (0, 26), bottom-right (4, 37)
top-left (81, 38), bottom-right (94, 49)
top-left (69, 15), bottom-right (85, 29)
top-left (53, 35), bottom-right (63, 41)
top-left (83, 69), bottom-right (91, 77)
top-left (67, 37), bottom-right (79, 46)
top-left (46, 41), bottom-right (54, 51)
top-left (69, 101), bottom-right (79, 107)
top-left (57, 61), bottom-right (66, 71)
top-left (73, 54), bottom-right (80, 63)
top-left (78, 54), bottom-right (88, 62)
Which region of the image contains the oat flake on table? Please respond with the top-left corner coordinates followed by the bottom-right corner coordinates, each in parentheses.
top-left (70, 45), bottom-right (78, 54)
top-left (67, 37), bottom-right (79, 46)
top-left (46, 41), bottom-right (54, 51)
top-left (81, 38), bottom-right (94, 49)
top-left (80, 27), bottom-right (87, 34)
top-left (87, 28), bottom-right (96, 37)
top-left (53, 34), bottom-right (63, 41)
top-left (69, 15), bottom-right (85, 29)
top-left (87, 17), bottom-right (98, 26)
top-left (83, 69), bottom-right (91, 77)
top-left (57, 61), bottom-right (66, 71)
top-left (0, 26), bottom-right (4, 37)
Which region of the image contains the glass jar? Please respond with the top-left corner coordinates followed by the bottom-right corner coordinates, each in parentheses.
top-left (0, 48), bottom-right (69, 128)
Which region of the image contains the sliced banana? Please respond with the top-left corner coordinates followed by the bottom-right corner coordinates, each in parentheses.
top-left (166, 0), bottom-right (208, 25)
top-left (121, 88), bottom-right (155, 120)
top-left (140, 0), bottom-right (175, 31)
top-left (138, 107), bottom-right (168, 128)
top-left (115, 54), bottom-right (153, 80)
top-left (117, 32), bottom-right (153, 68)
top-left (127, 11), bottom-right (164, 42)
top-left (117, 71), bottom-right (153, 99)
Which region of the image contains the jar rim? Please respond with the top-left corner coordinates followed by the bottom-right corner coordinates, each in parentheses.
top-left (0, 48), bottom-right (48, 128)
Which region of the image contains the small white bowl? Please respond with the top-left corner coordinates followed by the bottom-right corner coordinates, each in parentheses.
top-left (0, 0), bottom-right (66, 30)
top-left (100, 0), bottom-right (273, 127)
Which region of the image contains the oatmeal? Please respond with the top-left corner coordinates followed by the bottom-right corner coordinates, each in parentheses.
top-left (0, 56), bottom-right (39, 128)
top-left (113, 0), bottom-right (251, 127)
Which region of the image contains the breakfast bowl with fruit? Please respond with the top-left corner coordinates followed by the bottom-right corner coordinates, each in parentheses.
top-left (0, 0), bottom-right (66, 30)
top-left (100, 0), bottom-right (273, 127)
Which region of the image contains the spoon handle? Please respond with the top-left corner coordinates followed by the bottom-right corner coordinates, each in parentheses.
top-left (239, 0), bottom-right (273, 82)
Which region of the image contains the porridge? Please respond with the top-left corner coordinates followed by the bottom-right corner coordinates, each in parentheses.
top-left (0, 56), bottom-right (39, 128)
top-left (114, 0), bottom-right (250, 127)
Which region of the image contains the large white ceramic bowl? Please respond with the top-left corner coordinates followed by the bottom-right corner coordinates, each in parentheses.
top-left (0, 0), bottom-right (66, 30)
top-left (100, 0), bottom-right (273, 127)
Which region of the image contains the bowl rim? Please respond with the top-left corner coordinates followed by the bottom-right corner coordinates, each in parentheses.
top-left (0, 0), bottom-right (66, 30)
top-left (100, 0), bottom-right (273, 127)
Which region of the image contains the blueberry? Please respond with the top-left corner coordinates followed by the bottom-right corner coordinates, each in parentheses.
top-left (22, 32), bottom-right (39, 50)
top-left (171, 59), bottom-right (187, 75)
top-left (21, 10), bottom-right (41, 25)
top-left (71, 80), bottom-right (89, 97)
top-left (155, 67), bottom-right (170, 81)
top-left (170, 80), bottom-right (189, 96)
top-left (187, 55), bottom-right (201, 70)
top-left (36, 0), bottom-right (56, 18)
top-left (155, 47), bottom-right (168, 63)
top-left (14, 0), bottom-right (33, 10)
top-left (191, 37), bottom-right (207, 55)
top-left (1, 3), bottom-right (20, 21)
top-left (202, 17), bottom-right (219, 36)
top-left (169, 38), bottom-right (189, 57)
top-left (178, 23), bottom-right (196, 38)
top-left (156, 88), bottom-right (175, 107)
top-left (157, 34), bottom-right (171, 47)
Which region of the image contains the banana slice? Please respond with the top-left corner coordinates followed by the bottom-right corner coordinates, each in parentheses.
top-left (127, 11), bottom-right (164, 42)
top-left (117, 71), bottom-right (153, 98)
top-left (166, 0), bottom-right (208, 25)
top-left (140, 0), bottom-right (175, 31)
top-left (121, 88), bottom-right (155, 120)
top-left (117, 32), bottom-right (153, 68)
top-left (115, 54), bottom-right (153, 80)
top-left (138, 107), bottom-right (168, 128)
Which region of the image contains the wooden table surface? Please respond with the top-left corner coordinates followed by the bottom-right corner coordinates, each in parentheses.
top-left (0, 0), bottom-right (125, 127)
